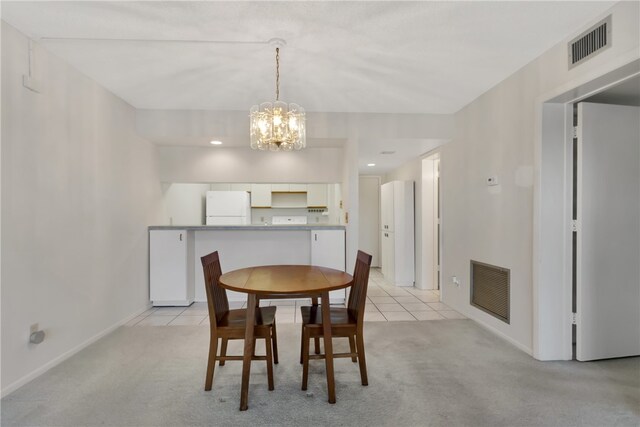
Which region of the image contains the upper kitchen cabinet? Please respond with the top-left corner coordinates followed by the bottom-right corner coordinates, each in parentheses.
top-left (210, 183), bottom-right (231, 191)
top-left (250, 184), bottom-right (272, 207)
top-left (271, 183), bottom-right (308, 193)
top-left (271, 184), bottom-right (290, 192)
top-left (230, 183), bottom-right (251, 191)
top-left (307, 184), bottom-right (328, 207)
top-left (208, 183), bottom-right (251, 191)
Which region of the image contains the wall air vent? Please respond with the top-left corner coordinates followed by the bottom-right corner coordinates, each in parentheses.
top-left (470, 260), bottom-right (510, 324)
top-left (568, 15), bottom-right (611, 69)
top-left (380, 151), bottom-right (396, 155)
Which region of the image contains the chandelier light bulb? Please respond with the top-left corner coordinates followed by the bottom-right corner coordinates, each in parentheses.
top-left (250, 47), bottom-right (306, 151)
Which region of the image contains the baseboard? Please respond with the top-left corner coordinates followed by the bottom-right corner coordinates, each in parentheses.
top-left (469, 315), bottom-right (533, 356)
top-left (1, 304), bottom-right (152, 398)
top-left (151, 299), bottom-right (193, 306)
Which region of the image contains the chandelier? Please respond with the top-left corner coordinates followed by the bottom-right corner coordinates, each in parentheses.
top-left (250, 47), bottom-right (306, 151)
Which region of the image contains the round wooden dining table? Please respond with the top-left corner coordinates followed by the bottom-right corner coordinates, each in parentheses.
top-left (219, 265), bottom-right (354, 411)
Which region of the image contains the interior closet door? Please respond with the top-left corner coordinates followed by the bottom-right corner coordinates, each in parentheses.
top-left (576, 102), bottom-right (640, 361)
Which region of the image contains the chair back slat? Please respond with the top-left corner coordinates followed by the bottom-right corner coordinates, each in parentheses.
top-left (347, 250), bottom-right (373, 323)
top-left (200, 251), bottom-right (229, 326)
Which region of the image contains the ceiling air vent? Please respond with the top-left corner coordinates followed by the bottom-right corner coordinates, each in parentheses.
top-left (380, 151), bottom-right (396, 155)
top-left (568, 15), bottom-right (611, 69)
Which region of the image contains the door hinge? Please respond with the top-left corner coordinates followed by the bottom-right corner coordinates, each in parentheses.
top-left (571, 220), bottom-right (578, 232)
top-left (571, 312), bottom-right (577, 325)
top-left (572, 126), bottom-right (578, 139)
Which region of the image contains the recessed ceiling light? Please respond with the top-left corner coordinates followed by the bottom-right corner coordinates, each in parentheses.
top-left (210, 140), bottom-right (223, 145)
top-left (367, 163), bottom-right (376, 167)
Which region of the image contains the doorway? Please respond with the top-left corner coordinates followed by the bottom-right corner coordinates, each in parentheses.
top-left (571, 96), bottom-right (640, 361)
top-left (535, 60), bottom-right (640, 361)
top-left (358, 176), bottom-right (381, 267)
top-left (421, 153), bottom-right (441, 291)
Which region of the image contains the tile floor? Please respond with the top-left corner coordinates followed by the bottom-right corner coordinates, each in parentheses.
top-left (126, 268), bottom-right (465, 326)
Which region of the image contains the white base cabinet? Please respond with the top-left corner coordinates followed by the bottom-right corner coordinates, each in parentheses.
top-left (311, 230), bottom-right (346, 302)
top-left (150, 230), bottom-right (195, 306)
top-left (150, 227), bottom-right (347, 305)
top-left (380, 181), bottom-right (415, 286)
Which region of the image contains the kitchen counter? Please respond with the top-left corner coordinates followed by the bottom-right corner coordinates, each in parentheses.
top-left (148, 224), bottom-right (345, 231)
top-left (149, 226), bottom-right (347, 304)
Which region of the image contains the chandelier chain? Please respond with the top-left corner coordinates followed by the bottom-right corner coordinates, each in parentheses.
top-left (250, 44), bottom-right (305, 151)
top-left (275, 47), bottom-right (280, 101)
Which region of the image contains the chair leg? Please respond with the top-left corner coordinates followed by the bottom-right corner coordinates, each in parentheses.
top-left (265, 334), bottom-right (274, 391)
top-left (271, 321), bottom-right (279, 365)
top-left (301, 328), bottom-right (310, 390)
top-left (355, 332), bottom-right (369, 386)
top-left (205, 335), bottom-right (218, 391)
top-left (311, 298), bottom-right (321, 355)
top-left (219, 338), bottom-right (228, 366)
top-left (299, 323), bottom-right (305, 364)
top-left (348, 335), bottom-right (357, 363)
top-left (252, 338), bottom-right (257, 357)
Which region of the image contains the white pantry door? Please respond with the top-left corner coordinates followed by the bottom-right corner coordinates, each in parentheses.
top-left (576, 102), bottom-right (640, 361)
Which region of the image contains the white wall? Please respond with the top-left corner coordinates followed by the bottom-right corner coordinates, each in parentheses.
top-left (421, 156), bottom-right (439, 290)
top-left (342, 138), bottom-right (359, 272)
top-left (162, 183), bottom-right (210, 225)
top-left (358, 176), bottom-right (380, 267)
top-left (439, 2), bottom-right (640, 355)
top-left (136, 109), bottom-right (454, 143)
top-left (158, 146), bottom-right (344, 184)
top-left (1, 22), bottom-right (163, 395)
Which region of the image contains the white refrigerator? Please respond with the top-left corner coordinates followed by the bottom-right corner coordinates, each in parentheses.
top-left (206, 191), bottom-right (251, 225)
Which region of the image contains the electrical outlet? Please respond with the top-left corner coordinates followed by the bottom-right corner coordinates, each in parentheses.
top-left (30, 323), bottom-right (39, 334)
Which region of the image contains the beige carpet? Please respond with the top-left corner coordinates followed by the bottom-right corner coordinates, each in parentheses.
top-left (2, 321), bottom-right (638, 426)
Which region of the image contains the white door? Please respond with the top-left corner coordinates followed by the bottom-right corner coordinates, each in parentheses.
top-left (576, 102), bottom-right (640, 361)
top-left (381, 230), bottom-right (395, 282)
top-left (380, 182), bottom-right (394, 232)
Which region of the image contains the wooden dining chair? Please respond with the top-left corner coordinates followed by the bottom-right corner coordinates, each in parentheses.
top-left (299, 250), bottom-right (373, 390)
top-left (200, 251), bottom-right (278, 392)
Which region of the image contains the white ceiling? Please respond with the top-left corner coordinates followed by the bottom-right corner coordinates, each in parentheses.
top-left (2, 1), bottom-right (615, 115)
